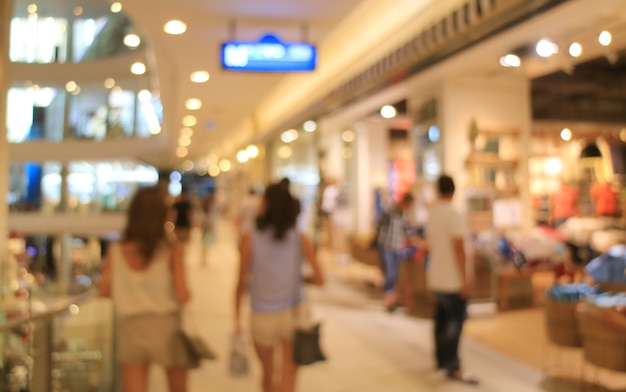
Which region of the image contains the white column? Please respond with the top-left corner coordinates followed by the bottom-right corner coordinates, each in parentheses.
top-left (353, 119), bottom-right (389, 237)
top-left (0, 0), bottom-right (14, 286)
top-left (440, 74), bottom-right (532, 229)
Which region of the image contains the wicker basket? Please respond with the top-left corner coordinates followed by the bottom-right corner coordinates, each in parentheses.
top-left (545, 297), bottom-right (582, 347)
top-left (578, 306), bottom-right (626, 372)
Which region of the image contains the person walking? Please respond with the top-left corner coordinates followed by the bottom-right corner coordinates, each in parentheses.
top-left (375, 192), bottom-right (416, 312)
top-left (234, 183), bottom-right (324, 392)
top-left (98, 186), bottom-right (192, 392)
top-left (425, 175), bottom-right (478, 385)
top-left (172, 190), bottom-right (194, 243)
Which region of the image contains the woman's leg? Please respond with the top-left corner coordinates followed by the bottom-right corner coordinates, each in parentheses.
top-left (121, 363), bottom-right (149, 392)
top-left (165, 367), bottom-right (188, 392)
top-left (280, 340), bottom-right (298, 392)
top-left (253, 342), bottom-right (275, 392)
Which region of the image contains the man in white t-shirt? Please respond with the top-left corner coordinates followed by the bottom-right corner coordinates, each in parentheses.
top-left (425, 175), bottom-right (478, 385)
top-left (237, 188), bottom-right (261, 238)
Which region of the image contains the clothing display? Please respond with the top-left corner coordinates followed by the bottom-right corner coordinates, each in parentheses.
top-left (585, 244), bottom-right (626, 284)
top-left (551, 185), bottom-right (578, 223)
top-left (591, 183), bottom-right (618, 216)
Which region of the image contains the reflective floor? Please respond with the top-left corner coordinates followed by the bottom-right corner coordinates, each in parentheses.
top-left (148, 222), bottom-right (580, 392)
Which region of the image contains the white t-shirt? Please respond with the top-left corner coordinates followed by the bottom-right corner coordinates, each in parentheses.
top-left (238, 195), bottom-right (261, 235)
top-left (425, 201), bottom-right (465, 293)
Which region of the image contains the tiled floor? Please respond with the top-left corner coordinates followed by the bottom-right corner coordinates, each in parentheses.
top-left (148, 223), bottom-right (583, 392)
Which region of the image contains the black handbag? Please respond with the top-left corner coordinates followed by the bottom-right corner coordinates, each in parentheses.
top-left (291, 237), bottom-right (326, 366)
top-left (293, 323), bottom-right (326, 365)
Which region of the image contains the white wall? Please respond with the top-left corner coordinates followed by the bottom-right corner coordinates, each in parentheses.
top-left (440, 74), bottom-right (532, 227)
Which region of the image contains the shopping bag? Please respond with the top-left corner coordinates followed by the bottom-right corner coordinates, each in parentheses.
top-left (228, 333), bottom-right (250, 378)
top-left (293, 323), bottom-right (326, 365)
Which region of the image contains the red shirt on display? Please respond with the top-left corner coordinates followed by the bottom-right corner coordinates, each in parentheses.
top-left (551, 186), bottom-right (578, 220)
top-left (591, 183), bottom-right (618, 216)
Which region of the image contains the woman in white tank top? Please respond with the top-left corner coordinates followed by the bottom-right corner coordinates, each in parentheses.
top-left (99, 186), bottom-right (191, 392)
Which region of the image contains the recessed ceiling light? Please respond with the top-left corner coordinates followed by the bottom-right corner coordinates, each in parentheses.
top-left (182, 115), bottom-right (197, 127)
top-left (281, 129), bottom-right (299, 143)
top-left (599, 30), bottom-right (612, 46)
top-left (208, 165), bottom-right (220, 177)
top-left (185, 98), bottom-right (202, 111)
top-left (246, 145), bottom-right (259, 158)
top-left (303, 120), bottom-right (317, 132)
top-left (65, 81), bottom-right (77, 92)
top-left (277, 146), bottom-right (292, 159)
top-left (536, 39), bottom-right (558, 58)
top-left (568, 42), bottom-right (582, 57)
top-left (176, 147), bottom-right (188, 158)
top-left (190, 71), bottom-right (210, 83)
top-left (164, 20), bottom-right (187, 35)
top-left (237, 150), bottom-right (249, 163)
top-left (104, 78), bottom-right (115, 89)
top-left (112, 86), bottom-right (122, 94)
top-left (380, 105), bottom-right (397, 119)
top-left (182, 160), bottom-right (194, 171)
top-left (27, 4), bottom-right (37, 13)
top-left (130, 62), bottom-right (146, 75)
top-left (73, 6), bottom-right (83, 16)
top-left (342, 130), bottom-right (355, 142)
top-left (560, 128), bottom-right (572, 141)
top-left (180, 127), bottom-right (194, 137)
top-left (219, 159), bottom-right (231, 172)
top-left (178, 136), bottom-right (192, 147)
top-left (138, 89), bottom-right (152, 102)
top-left (110, 2), bottom-right (122, 13)
top-left (70, 86), bottom-right (81, 95)
top-left (124, 34), bottom-right (141, 48)
top-left (499, 54), bottom-right (521, 67)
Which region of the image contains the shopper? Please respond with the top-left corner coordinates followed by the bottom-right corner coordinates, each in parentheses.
top-left (98, 186), bottom-right (192, 392)
top-left (172, 190), bottom-right (194, 243)
top-left (376, 192), bottom-right (416, 312)
top-left (234, 183), bottom-right (324, 392)
top-left (425, 175), bottom-right (478, 385)
top-left (236, 187), bottom-right (262, 238)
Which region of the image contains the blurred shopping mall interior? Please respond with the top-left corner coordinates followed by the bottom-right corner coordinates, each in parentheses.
top-left (3, 0), bottom-right (626, 390)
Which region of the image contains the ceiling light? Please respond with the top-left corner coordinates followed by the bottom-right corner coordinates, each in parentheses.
top-left (180, 127), bottom-right (194, 137)
top-left (110, 2), bottom-right (122, 13)
top-left (70, 86), bottom-right (81, 95)
top-left (176, 147), bottom-right (188, 158)
top-left (208, 165), bottom-right (220, 177)
top-left (104, 78), bottom-right (115, 89)
top-left (219, 159), bottom-right (231, 172)
top-left (182, 115), bottom-right (197, 127)
top-left (619, 128), bottom-right (626, 142)
top-left (138, 89), bottom-right (152, 102)
top-left (380, 105), bottom-right (397, 119)
top-left (73, 6), bottom-right (83, 16)
top-left (277, 146), bottom-right (292, 159)
top-left (190, 71), bottom-right (210, 83)
top-left (65, 81), bottom-right (77, 92)
top-left (246, 145), bottom-right (259, 158)
top-left (303, 120), bottom-right (317, 132)
top-left (281, 129), bottom-right (299, 143)
top-left (342, 130), bottom-right (355, 142)
top-left (178, 136), bottom-right (191, 147)
top-left (536, 39), bottom-right (558, 58)
top-left (27, 4), bottom-right (37, 13)
top-left (599, 30), bottom-right (612, 46)
top-left (185, 98), bottom-right (202, 111)
top-left (130, 62), bottom-right (146, 75)
top-left (568, 42), bottom-right (582, 57)
top-left (123, 34), bottom-right (141, 48)
top-left (560, 127), bottom-right (572, 141)
top-left (164, 20), bottom-right (187, 35)
top-left (237, 150), bottom-right (249, 163)
top-left (498, 54), bottom-right (521, 68)
top-left (182, 160), bottom-right (194, 172)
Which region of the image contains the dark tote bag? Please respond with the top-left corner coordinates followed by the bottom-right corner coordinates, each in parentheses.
top-left (292, 236), bottom-right (326, 366)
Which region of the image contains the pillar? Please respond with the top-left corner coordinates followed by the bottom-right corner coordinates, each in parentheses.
top-left (0, 0), bottom-right (15, 293)
top-left (439, 74), bottom-right (532, 229)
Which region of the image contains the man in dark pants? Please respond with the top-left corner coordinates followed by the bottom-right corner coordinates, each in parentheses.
top-left (425, 175), bottom-right (478, 385)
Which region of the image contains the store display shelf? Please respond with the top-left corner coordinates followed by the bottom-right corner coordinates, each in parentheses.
top-left (465, 153), bottom-right (518, 166)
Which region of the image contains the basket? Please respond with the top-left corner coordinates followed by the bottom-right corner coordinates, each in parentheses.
top-left (578, 306), bottom-right (626, 372)
top-left (545, 297), bottom-right (582, 347)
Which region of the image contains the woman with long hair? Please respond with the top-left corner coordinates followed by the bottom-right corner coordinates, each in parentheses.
top-left (99, 186), bottom-right (191, 392)
top-left (234, 183), bottom-right (324, 392)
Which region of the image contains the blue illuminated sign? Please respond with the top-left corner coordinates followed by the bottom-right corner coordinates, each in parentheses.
top-left (221, 34), bottom-right (316, 72)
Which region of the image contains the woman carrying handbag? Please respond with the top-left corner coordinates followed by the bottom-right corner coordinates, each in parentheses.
top-left (234, 183), bottom-right (325, 392)
top-left (99, 186), bottom-right (193, 392)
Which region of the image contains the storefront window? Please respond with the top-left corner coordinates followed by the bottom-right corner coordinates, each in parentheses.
top-left (7, 87), bottom-right (63, 142)
top-left (10, 16), bottom-right (68, 64)
top-left (72, 17), bottom-right (108, 62)
top-left (10, 161), bottom-right (159, 213)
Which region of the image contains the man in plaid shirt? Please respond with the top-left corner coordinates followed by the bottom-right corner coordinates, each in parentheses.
top-left (376, 193), bottom-right (415, 311)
